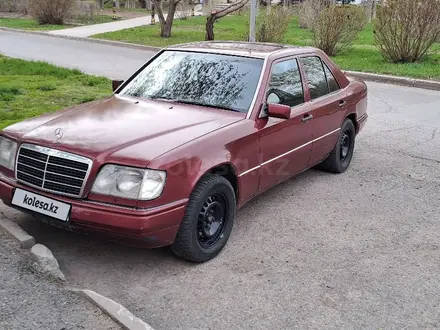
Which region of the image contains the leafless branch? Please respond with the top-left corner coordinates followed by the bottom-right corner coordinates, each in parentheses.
top-left (374, 0), bottom-right (440, 62)
top-left (213, 0), bottom-right (249, 18)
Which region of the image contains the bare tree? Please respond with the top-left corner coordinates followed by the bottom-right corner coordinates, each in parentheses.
top-left (205, 0), bottom-right (249, 40)
top-left (29, 0), bottom-right (75, 24)
top-left (374, 0), bottom-right (440, 62)
top-left (312, 5), bottom-right (367, 55)
top-left (152, 0), bottom-right (182, 37)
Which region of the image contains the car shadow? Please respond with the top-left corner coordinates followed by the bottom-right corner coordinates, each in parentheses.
top-left (14, 214), bottom-right (189, 278)
top-left (11, 167), bottom-right (328, 282)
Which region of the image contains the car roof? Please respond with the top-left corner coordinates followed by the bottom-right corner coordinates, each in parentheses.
top-left (166, 41), bottom-right (318, 59)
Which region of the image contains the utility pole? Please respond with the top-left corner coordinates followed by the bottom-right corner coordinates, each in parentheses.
top-left (249, 0), bottom-right (257, 42)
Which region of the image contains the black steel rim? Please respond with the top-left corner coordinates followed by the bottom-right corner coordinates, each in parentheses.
top-left (340, 130), bottom-right (351, 162)
top-left (196, 192), bottom-right (227, 249)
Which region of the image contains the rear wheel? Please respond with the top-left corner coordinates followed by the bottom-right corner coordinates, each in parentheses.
top-left (317, 118), bottom-right (356, 173)
top-left (171, 174), bottom-right (236, 263)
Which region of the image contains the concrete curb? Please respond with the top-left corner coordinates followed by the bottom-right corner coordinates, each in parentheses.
top-left (344, 70), bottom-right (440, 92)
top-left (71, 288), bottom-right (154, 330)
top-left (0, 212), bottom-right (65, 280)
top-left (0, 217), bottom-right (36, 249)
top-left (0, 209), bottom-right (150, 328)
top-left (1, 26), bottom-right (440, 91)
top-left (31, 243), bottom-right (66, 282)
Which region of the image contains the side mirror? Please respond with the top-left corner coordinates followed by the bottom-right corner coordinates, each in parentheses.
top-left (267, 103), bottom-right (291, 119)
top-left (112, 80), bottom-right (124, 92)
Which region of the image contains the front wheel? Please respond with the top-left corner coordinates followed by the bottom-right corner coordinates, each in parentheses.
top-left (171, 174), bottom-right (236, 263)
top-left (317, 118), bottom-right (356, 173)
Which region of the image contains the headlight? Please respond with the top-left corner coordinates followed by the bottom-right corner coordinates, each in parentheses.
top-left (91, 165), bottom-right (166, 200)
top-left (0, 136), bottom-right (18, 170)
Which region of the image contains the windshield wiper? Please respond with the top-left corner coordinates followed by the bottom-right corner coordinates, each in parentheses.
top-left (147, 96), bottom-right (175, 102)
top-left (167, 99), bottom-right (241, 113)
top-left (146, 96), bottom-right (241, 112)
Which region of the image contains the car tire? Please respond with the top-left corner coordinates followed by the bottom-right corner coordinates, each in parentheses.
top-left (171, 174), bottom-right (236, 263)
top-left (316, 118), bottom-right (356, 173)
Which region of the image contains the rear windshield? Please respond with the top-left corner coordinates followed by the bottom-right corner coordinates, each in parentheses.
top-left (118, 50), bottom-right (264, 113)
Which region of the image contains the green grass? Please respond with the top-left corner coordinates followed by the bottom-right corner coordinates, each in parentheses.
top-left (93, 15), bottom-right (251, 48)
top-left (0, 18), bottom-right (67, 30)
top-left (332, 48), bottom-right (440, 80)
top-left (0, 56), bottom-right (111, 130)
top-left (92, 15), bottom-right (440, 80)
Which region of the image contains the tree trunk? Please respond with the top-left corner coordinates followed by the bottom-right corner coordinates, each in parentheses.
top-left (371, 0), bottom-right (376, 19)
top-left (204, 0), bottom-right (249, 40)
top-left (160, 3), bottom-right (178, 37)
top-left (205, 16), bottom-right (215, 40)
top-left (161, 24), bottom-right (170, 37)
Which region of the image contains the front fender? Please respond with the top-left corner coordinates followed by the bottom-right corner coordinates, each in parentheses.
top-left (142, 119), bottom-right (260, 209)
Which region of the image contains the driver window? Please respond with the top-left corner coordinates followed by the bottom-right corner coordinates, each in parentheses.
top-left (267, 59), bottom-right (304, 108)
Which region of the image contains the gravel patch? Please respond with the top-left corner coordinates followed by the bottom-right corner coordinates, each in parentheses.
top-left (0, 228), bottom-right (120, 330)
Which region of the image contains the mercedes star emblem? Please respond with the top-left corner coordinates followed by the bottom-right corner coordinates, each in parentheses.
top-left (55, 128), bottom-right (63, 141)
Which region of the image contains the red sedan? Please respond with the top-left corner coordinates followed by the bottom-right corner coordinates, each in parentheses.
top-left (0, 42), bottom-right (368, 262)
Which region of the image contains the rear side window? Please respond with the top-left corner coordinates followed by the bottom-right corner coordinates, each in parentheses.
top-left (267, 59), bottom-right (304, 107)
top-left (300, 56), bottom-right (329, 100)
top-left (323, 63), bottom-right (340, 93)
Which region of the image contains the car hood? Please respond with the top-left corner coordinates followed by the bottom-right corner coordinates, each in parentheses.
top-left (3, 95), bottom-right (245, 166)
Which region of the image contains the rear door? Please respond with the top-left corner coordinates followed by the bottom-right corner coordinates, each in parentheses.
top-left (299, 56), bottom-right (347, 166)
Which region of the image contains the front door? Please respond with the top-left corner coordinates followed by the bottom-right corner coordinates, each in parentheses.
top-left (258, 58), bottom-right (313, 193)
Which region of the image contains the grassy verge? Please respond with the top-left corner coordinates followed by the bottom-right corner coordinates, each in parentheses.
top-left (92, 15), bottom-right (440, 80)
top-left (0, 15), bottom-right (120, 31)
top-left (0, 18), bottom-right (66, 30)
top-left (0, 56), bottom-right (111, 130)
top-left (93, 15), bottom-right (249, 48)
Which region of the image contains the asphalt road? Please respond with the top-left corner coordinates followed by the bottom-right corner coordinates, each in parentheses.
top-left (1, 30), bottom-right (440, 329)
top-left (0, 30), bottom-right (156, 80)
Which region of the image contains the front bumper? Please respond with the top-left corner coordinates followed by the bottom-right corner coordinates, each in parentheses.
top-left (0, 175), bottom-right (187, 248)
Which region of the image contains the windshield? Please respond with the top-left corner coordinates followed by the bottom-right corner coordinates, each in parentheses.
top-left (118, 51), bottom-right (264, 113)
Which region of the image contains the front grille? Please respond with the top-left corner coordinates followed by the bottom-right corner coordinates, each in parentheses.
top-left (15, 144), bottom-right (93, 198)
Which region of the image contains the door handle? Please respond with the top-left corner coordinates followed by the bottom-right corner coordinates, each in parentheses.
top-left (339, 100), bottom-right (347, 107)
top-left (301, 114), bottom-right (313, 123)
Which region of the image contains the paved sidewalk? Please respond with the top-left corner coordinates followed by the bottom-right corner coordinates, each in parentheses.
top-left (0, 227), bottom-right (120, 330)
top-left (48, 6), bottom-right (203, 38)
top-left (48, 15), bottom-right (154, 38)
